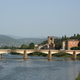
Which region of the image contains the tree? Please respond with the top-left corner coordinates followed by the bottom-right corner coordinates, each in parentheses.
top-left (28, 42), bottom-right (35, 49)
top-left (3, 46), bottom-right (10, 49)
top-left (78, 41), bottom-right (80, 47)
top-left (70, 47), bottom-right (79, 50)
top-left (20, 44), bottom-right (27, 49)
top-left (64, 35), bottom-right (67, 39)
top-left (74, 34), bottom-right (76, 37)
top-left (10, 46), bottom-right (18, 49)
top-left (77, 34), bottom-right (79, 36)
top-left (39, 40), bottom-right (47, 45)
top-left (55, 43), bottom-right (62, 50)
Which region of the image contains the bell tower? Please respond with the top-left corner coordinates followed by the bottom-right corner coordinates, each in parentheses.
top-left (48, 36), bottom-right (54, 49)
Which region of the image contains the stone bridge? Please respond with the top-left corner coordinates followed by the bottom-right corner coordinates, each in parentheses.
top-left (0, 49), bottom-right (80, 60)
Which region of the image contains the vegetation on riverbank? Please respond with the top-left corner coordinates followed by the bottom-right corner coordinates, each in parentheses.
top-left (77, 54), bottom-right (80, 59)
top-left (8, 52), bottom-right (80, 59)
top-left (75, 74), bottom-right (80, 80)
top-left (52, 53), bottom-right (72, 57)
top-left (28, 52), bottom-right (47, 57)
top-left (9, 52), bottom-right (47, 57)
top-left (8, 52), bottom-right (22, 55)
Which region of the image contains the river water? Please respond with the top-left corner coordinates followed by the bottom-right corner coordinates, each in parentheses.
top-left (0, 54), bottom-right (80, 80)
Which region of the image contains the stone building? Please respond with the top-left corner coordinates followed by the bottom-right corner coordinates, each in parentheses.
top-left (62, 39), bottom-right (79, 50)
top-left (48, 36), bottom-right (55, 49)
top-left (37, 36), bottom-right (55, 49)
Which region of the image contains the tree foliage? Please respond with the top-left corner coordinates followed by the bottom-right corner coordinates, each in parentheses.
top-left (38, 40), bottom-right (48, 45)
top-left (70, 47), bottom-right (79, 50)
top-left (53, 53), bottom-right (70, 57)
top-left (28, 42), bottom-right (35, 49)
top-left (28, 52), bottom-right (47, 57)
top-left (20, 44), bottom-right (27, 49)
top-left (78, 41), bottom-right (80, 47)
top-left (76, 74), bottom-right (80, 80)
top-left (55, 43), bottom-right (62, 50)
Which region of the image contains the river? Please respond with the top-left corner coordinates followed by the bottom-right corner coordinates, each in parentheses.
top-left (0, 54), bottom-right (80, 80)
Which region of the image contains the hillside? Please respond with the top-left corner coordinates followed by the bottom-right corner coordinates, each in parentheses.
top-left (18, 38), bottom-right (47, 45)
top-left (0, 35), bottom-right (61, 47)
top-left (0, 35), bottom-right (21, 47)
top-left (0, 35), bottom-right (47, 47)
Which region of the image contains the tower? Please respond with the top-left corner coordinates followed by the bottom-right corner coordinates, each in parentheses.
top-left (48, 36), bottom-right (54, 49)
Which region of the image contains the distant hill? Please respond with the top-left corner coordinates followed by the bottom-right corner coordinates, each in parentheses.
top-left (18, 38), bottom-right (47, 45)
top-left (0, 35), bottom-right (21, 47)
top-left (0, 35), bottom-right (47, 47)
top-left (7, 35), bottom-right (61, 39)
top-left (7, 35), bottom-right (25, 39)
top-left (0, 35), bottom-right (61, 47)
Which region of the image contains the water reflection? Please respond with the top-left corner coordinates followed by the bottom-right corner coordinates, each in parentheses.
top-left (0, 54), bottom-right (80, 80)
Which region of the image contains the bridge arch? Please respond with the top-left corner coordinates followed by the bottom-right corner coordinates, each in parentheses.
top-left (28, 51), bottom-right (47, 57)
top-left (0, 49), bottom-right (80, 60)
top-left (52, 52), bottom-right (72, 57)
top-left (26, 50), bottom-right (49, 54)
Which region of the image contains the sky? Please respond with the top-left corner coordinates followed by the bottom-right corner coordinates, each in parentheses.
top-left (0, 0), bottom-right (80, 38)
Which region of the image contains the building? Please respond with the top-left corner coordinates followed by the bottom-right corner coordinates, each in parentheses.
top-left (62, 41), bottom-right (66, 50)
top-left (48, 36), bottom-right (55, 49)
top-left (37, 36), bottom-right (55, 49)
top-left (62, 39), bottom-right (79, 50)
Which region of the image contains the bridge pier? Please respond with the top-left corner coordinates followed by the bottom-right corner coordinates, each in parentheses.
top-left (72, 51), bottom-right (76, 60)
top-left (23, 50), bottom-right (28, 60)
top-left (0, 54), bottom-right (2, 59)
top-left (48, 50), bottom-right (52, 61)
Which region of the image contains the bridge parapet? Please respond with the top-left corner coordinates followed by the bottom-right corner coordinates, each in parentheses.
top-left (74, 50), bottom-right (80, 55)
top-left (64, 50), bottom-right (73, 54)
top-left (11, 49), bottom-right (25, 54)
top-left (0, 49), bottom-right (80, 60)
top-left (0, 49), bottom-right (11, 54)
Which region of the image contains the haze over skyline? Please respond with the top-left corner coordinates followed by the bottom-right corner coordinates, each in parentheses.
top-left (0, 0), bottom-right (80, 38)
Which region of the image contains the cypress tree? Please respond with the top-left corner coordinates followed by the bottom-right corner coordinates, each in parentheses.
top-left (78, 41), bottom-right (80, 47)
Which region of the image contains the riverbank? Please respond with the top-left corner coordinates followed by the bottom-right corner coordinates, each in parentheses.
top-left (75, 74), bottom-right (80, 80)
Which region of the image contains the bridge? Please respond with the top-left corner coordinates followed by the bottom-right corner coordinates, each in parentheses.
top-left (0, 49), bottom-right (80, 60)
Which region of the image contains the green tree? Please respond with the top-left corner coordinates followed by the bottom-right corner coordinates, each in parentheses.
top-left (64, 35), bottom-right (66, 38)
top-left (28, 42), bottom-right (35, 49)
top-left (77, 34), bottom-right (79, 36)
top-left (76, 74), bottom-right (80, 80)
top-left (55, 43), bottom-right (62, 50)
top-left (2, 46), bottom-right (10, 49)
top-left (39, 40), bottom-right (47, 45)
top-left (78, 41), bottom-right (80, 47)
top-left (10, 46), bottom-right (18, 49)
top-left (74, 34), bottom-right (76, 37)
top-left (70, 47), bottom-right (79, 50)
top-left (20, 44), bottom-right (27, 49)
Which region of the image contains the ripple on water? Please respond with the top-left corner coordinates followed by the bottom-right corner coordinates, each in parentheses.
top-left (0, 56), bottom-right (80, 80)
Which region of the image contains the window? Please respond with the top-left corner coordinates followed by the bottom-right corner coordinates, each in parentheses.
top-left (50, 38), bottom-right (52, 40)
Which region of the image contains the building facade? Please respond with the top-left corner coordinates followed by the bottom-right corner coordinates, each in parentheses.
top-left (48, 36), bottom-right (54, 49)
top-left (37, 36), bottom-right (55, 49)
top-left (62, 39), bottom-right (79, 50)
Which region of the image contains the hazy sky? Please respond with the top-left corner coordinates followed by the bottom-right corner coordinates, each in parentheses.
top-left (0, 0), bottom-right (80, 38)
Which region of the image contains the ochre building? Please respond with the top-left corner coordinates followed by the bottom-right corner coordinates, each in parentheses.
top-left (62, 39), bottom-right (79, 50)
